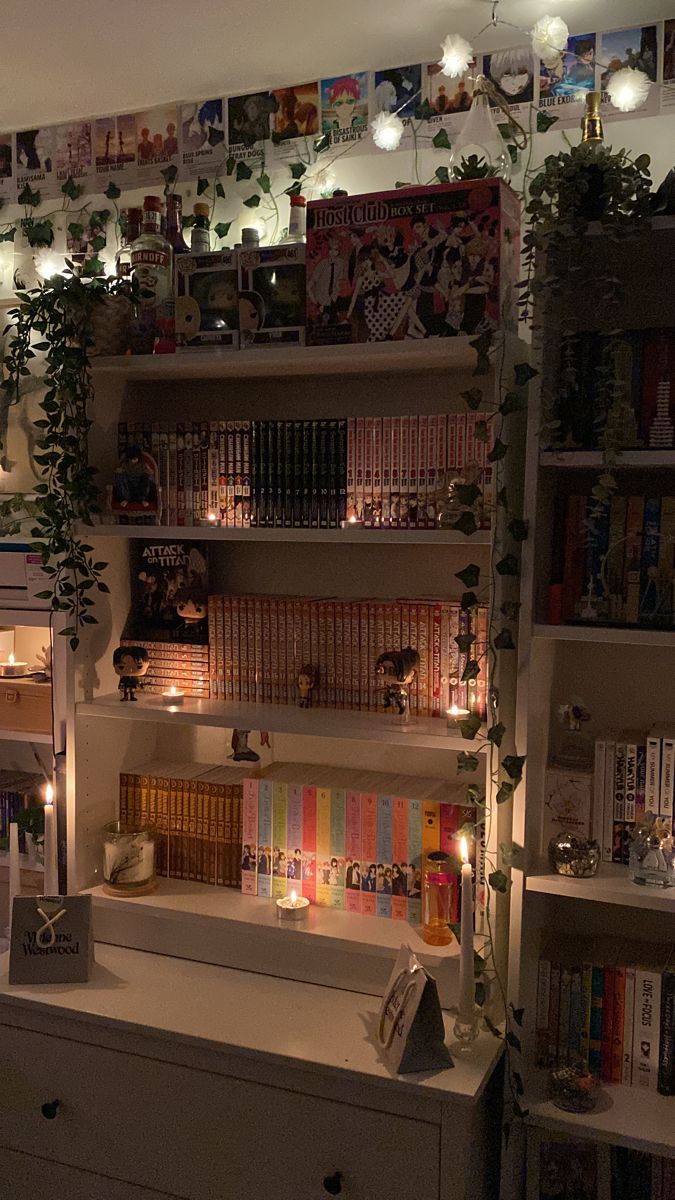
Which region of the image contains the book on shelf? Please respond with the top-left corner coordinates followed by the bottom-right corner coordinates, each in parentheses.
top-left (206, 593), bottom-right (488, 720)
top-left (548, 492), bottom-right (675, 628)
top-left (536, 935), bottom-right (675, 1097)
top-left (589, 729), bottom-right (673, 866)
top-left (0, 770), bottom-right (44, 855)
top-left (527, 1129), bottom-right (675, 1200)
top-left (115, 413), bottom-right (494, 531)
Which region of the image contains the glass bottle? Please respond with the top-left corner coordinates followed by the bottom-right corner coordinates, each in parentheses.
top-left (577, 92), bottom-right (606, 222)
top-left (165, 193), bottom-right (189, 257)
top-left (115, 207), bottom-right (143, 278)
top-left (191, 202), bottom-right (211, 253)
top-left (447, 75), bottom-right (511, 182)
top-left (241, 227), bottom-right (260, 249)
top-left (580, 90), bottom-right (604, 145)
top-left (130, 196), bottom-right (172, 351)
top-left (422, 850), bottom-right (455, 946)
top-left (280, 194), bottom-right (307, 243)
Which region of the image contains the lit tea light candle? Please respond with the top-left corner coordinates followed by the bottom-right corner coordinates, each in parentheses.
top-left (340, 515), bottom-right (363, 529)
top-left (446, 703), bottom-right (470, 730)
top-left (161, 686), bottom-right (185, 707)
top-left (200, 512), bottom-right (222, 527)
top-left (276, 889), bottom-right (310, 922)
top-left (0, 653), bottom-right (28, 677)
top-left (43, 783), bottom-right (59, 896)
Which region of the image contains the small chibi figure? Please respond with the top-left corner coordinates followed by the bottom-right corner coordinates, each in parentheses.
top-left (229, 728), bottom-right (270, 762)
top-left (375, 647), bottom-right (420, 720)
top-left (238, 290), bottom-right (265, 348)
top-left (113, 645), bottom-right (149, 702)
top-left (297, 664), bottom-right (318, 708)
top-left (174, 587), bottom-right (208, 641)
top-left (111, 445), bottom-right (159, 522)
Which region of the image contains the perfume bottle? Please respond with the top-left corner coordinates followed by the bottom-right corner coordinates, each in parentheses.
top-left (422, 851), bottom-right (455, 946)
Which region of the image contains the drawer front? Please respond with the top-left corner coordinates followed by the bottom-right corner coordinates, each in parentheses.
top-left (0, 1148), bottom-right (174, 1200)
top-left (0, 1025), bottom-right (440, 1200)
top-left (0, 681), bottom-right (51, 734)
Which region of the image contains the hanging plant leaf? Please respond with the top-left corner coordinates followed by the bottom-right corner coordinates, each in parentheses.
top-left (460, 590), bottom-right (478, 611)
top-left (475, 419), bottom-right (489, 443)
top-left (501, 601), bottom-right (521, 621)
top-left (226, 155), bottom-right (237, 176)
top-left (459, 714), bottom-right (482, 740)
top-left (435, 166), bottom-right (450, 184)
top-left (454, 482), bottom-right (481, 507)
top-left (514, 361), bottom-right (538, 386)
top-left (500, 390), bottom-right (528, 415)
top-left (82, 256), bottom-right (105, 277)
top-left (208, 125), bottom-right (225, 147)
top-left (90, 235), bottom-right (106, 254)
top-left (470, 330), bottom-right (493, 376)
top-left (61, 176), bottom-right (82, 201)
top-left (502, 754), bottom-right (526, 782)
top-left (488, 869), bottom-right (510, 894)
top-left (497, 123), bottom-right (512, 141)
top-left (238, 129), bottom-right (258, 148)
top-left (182, 214), bottom-right (196, 229)
top-left (243, 194), bottom-right (261, 208)
top-left (24, 219), bottom-right (54, 248)
top-left (451, 510), bottom-right (478, 537)
top-left (285, 181), bottom-right (302, 197)
top-left (507, 144), bottom-right (518, 165)
top-left (90, 209), bottom-right (111, 228)
top-left (258, 172), bottom-right (272, 193)
top-left (289, 162), bottom-right (307, 180)
top-left (487, 723), bottom-right (506, 747)
top-left (414, 99), bottom-right (435, 121)
top-left (506, 1030), bottom-right (522, 1053)
top-left (510, 1004), bottom-right (525, 1028)
top-left (455, 563), bottom-right (481, 588)
top-left (214, 221), bottom-right (233, 240)
top-left (496, 782), bottom-right (514, 805)
top-left (313, 132), bottom-right (331, 154)
top-left (0, 227), bottom-right (17, 243)
top-left (236, 160), bottom-right (253, 181)
top-left (497, 487), bottom-right (509, 508)
top-left (454, 632), bottom-right (476, 654)
top-left (457, 752), bottom-right (480, 774)
top-left (215, 181), bottom-right (226, 199)
top-left (488, 438), bottom-right (508, 462)
top-left (432, 128), bottom-right (451, 150)
top-left (460, 387), bottom-right (484, 411)
top-left (197, 177), bottom-right (210, 196)
top-left (161, 164), bottom-right (178, 186)
top-left (67, 222), bottom-right (85, 241)
top-left (507, 518), bottom-right (528, 542)
top-left (536, 110), bottom-right (559, 133)
top-left (395, 181), bottom-right (412, 189)
top-left (103, 181), bottom-right (121, 200)
top-left (461, 659), bottom-right (480, 683)
top-left (496, 553), bottom-right (519, 577)
top-left (494, 628), bottom-right (516, 651)
top-left (18, 184), bottom-right (41, 208)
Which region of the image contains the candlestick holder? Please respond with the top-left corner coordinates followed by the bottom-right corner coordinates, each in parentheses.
top-left (453, 1007), bottom-right (480, 1048)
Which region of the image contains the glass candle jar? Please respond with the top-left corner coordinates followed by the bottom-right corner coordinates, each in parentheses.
top-left (102, 821), bottom-right (157, 895)
top-left (422, 850), bottom-right (455, 946)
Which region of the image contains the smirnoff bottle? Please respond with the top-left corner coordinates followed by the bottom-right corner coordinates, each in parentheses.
top-left (115, 207), bottom-right (143, 278)
top-left (130, 196), bottom-right (173, 331)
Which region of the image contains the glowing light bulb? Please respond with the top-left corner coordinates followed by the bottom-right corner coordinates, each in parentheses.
top-left (439, 33), bottom-right (474, 79)
top-left (531, 15), bottom-right (569, 67)
top-left (36, 257), bottom-right (61, 281)
top-left (606, 67), bottom-right (651, 113)
top-left (371, 110), bottom-right (404, 152)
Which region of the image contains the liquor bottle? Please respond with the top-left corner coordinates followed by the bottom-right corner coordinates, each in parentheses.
top-left (130, 196), bottom-right (173, 342)
top-left (280, 194), bottom-right (306, 243)
top-left (577, 92), bottom-right (606, 222)
top-left (165, 193), bottom-right (189, 256)
top-left (190, 203), bottom-right (211, 253)
top-left (241, 227), bottom-right (260, 249)
top-left (115, 207), bottom-right (143, 278)
top-left (580, 90), bottom-right (603, 145)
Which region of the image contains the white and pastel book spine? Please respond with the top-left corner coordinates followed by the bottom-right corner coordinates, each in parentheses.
top-left (257, 779), bottom-right (273, 899)
top-left (360, 791), bottom-right (378, 917)
top-left (622, 965), bottom-right (636, 1087)
top-left (287, 783), bottom-right (303, 897)
top-left (345, 790), bottom-right (361, 914)
top-left (633, 968), bottom-right (662, 1090)
top-left (593, 738), bottom-right (606, 850)
top-left (602, 739), bottom-right (616, 862)
top-left (316, 785), bottom-right (331, 908)
top-left (407, 796), bottom-right (422, 926)
top-left (391, 796), bottom-right (408, 921)
top-left (272, 781), bottom-right (288, 901)
top-left (241, 778), bottom-right (259, 896)
top-left (329, 787), bottom-right (346, 910)
top-left (646, 735), bottom-right (662, 816)
top-left (624, 741), bottom-right (637, 825)
top-left (376, 794), bottom-right (392, 919)
top-left (660, 737), bottom-right (675, 822)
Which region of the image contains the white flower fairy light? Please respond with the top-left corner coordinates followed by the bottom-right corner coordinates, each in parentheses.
top-left (606, 67), bottom-right (651, 113)
top-left (371, 110), bottom-right (404, 152)
top-left (439, 33), bottom-right (474, 79)
top-left (531, 15), bottom-right (569, 67)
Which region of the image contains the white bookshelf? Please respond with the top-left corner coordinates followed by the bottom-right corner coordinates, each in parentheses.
top-left (80, 524), bottom-right (492, 544)
top-left (528, 1083), bottom-right (675, 1159)
top-left (526, 865), bottom-right (675, 913)
top-left (540, 450), bottom-right (675, 468)
top-left (532, 623), bottom-right (675, 648)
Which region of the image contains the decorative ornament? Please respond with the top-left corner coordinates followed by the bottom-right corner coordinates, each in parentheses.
top-left (370, 110), bottom-right (405, 152)
top-left (439, 33), bottom-right (474, 79)
top-left (530, 15), bottom-right (569, 68)
top-left (548, 833), bottom-right (600, 879)
top-left (447, 76), bottom-right (512, 183)
top-left (550, 1066), bottom-right (597, 1113)
top-left (606, 67), bottom-right (651, 113)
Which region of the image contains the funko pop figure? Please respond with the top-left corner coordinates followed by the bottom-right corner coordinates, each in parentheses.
top-left (375, 647), bottom-right (420, 720)
top-left (113, 645), bottom-right (149, 702)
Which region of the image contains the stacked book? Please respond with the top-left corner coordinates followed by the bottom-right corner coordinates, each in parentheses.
top-left (207, 594), bottom-right (488, 719)
top-left (0, 770), bottom-right (44, 853)
top-left (119, 761), bottom-right (253, 886)
top-left (549, 493), bottom-right (675, 627)
top-left (241, 761), bottom-right (483, 926)
top-left (116, 412), bottom-right (493, 529)
top-left (528, 1131), bottom-right (675, 1200)
top-left (120, 639), bottom-right (210, 699)
top-left (549, 327), bottom-right (675, 451)
top-left (536, 937), bottom-right (675, 1095)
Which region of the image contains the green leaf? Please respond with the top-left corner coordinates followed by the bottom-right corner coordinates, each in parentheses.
top-left (507, 144), bottom-right (518, 165)
top-left (208, 125), bottom-right (225, 147)
top-left (505, 1030), bottom-right (521, 1052)
top-left (461, 659), bottom-right (480, 683)
top-left (395, 181), bottom-right (412, 189)
top-left (236, 160), bottom-right (253, 181)
top-left (475, 420), bottom-right (488, 443)
top-left (18, 184), bottom-right (41, 207)
top-left (215, 181), bottom-right (226, 199)
top-left (197, 177), bottom-right (210, 196)
top-left (454, 483), bottom-right (481, 507)
top-left (258, 172), bottom-right (272, 193)
top-left (104, 181), bottom-right (121, 199)
top-left (182, 214), bottom-right (196, 229)
top-left (487, 723), bottom-right (506, 747)
top-left (502, 754), bottom-right (526, 782)
top-left (459, 714), bottom-right (482, 741)
top-left (499, 390), bottom-right (527, 415)
top-left (285, 181), bottom-right (302, 197)
top-left (414, 99), bottom-right (435, 121)
top-left (432, 128), bottom-right (451, 150)
top-left (457, 752), bottom-right (480, 774)
top-left (497, 123), bottom-right (512, 141)
top-left (61, 176), bottom-right (82, 201)
top-left (536, 110), bottom-right (559, 133)
top-left (496, 782), bottom-right (514, 805)
top-left (513, 362), bottom-right (538, 387)
top-left (454, 632), bottom-right (476, 654)
top-left (497, 487), bottom-right (508, 509)
top-left (226, 155), bottom-right (237, 176)
top-left (507, 518), bottom-right (528, 542)
top-left (488, 438), bottom-right (508, 463)
top-left (214, 221), bottom-right (233, 240)
top-left (452, 511), bottom-right (478, 537)
top-left (634, 152), bottom-right (651, 173)
top-left (67, 221), bottom-right (85, 241)
top-left (161, 164), bottom-right (178, 186)
top-left (289, 162), bottom-right (307, 180)
top-left (489, 869), bottom-right (510, 894)
top-left (510, 1005), bottom-right (525, 1028)
top-left (243, 194), bottom-right (261, 208)
top-left (0, 227), bottom-right (16, 243)
top-left (24, 219), bottom-right (53, 248)
top-left (494, 628), bottom-right (516, 650)
top-left (434, 166), bottom-right (450, 184)
top-left (460, 387), bottom-right (483, 411)
top-left (496, 554), bottom-right (519, 577)
top-left (460, 590), bottom-right (478, 611)
top-left (455, 563), bottom-right (480, 589)
top-left (313, 132), bottom-right (331, 155)
top-left (90, 235), bottom-right (106, 253)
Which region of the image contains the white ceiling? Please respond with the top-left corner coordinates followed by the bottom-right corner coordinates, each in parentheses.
top-left (2, 0), bottom-right (672, 130)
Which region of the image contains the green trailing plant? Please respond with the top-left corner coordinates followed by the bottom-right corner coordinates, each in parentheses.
top-left (2, 269), bottom-right (134, 649)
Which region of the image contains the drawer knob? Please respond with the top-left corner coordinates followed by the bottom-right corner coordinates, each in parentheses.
top-left (40, 1099), bottom-right (60, 1120)
top-left (323, 1172), bottom-right (343, 1195)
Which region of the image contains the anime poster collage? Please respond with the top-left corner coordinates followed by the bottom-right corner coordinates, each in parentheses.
top-left (0, 19), bottom-right (674, 212)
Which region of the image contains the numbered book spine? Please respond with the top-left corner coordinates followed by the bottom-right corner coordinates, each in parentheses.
top-left (363, 416), bottom-right (374, 527)
top-left (371, 417), bottom-right (382, 527)
top-left (381, 415), bottom-right (392, 527)
top-left (272, 782), bottom-right (289, 900)
top-left (399, 414), bottom-right (409, 528)
top-left (376, 794), bottom-right (392, 919)
top-left (568, 968), bottom-right (584, 1067)
top-left (208, 422), bottom-right (219, 517)
top-left (580, 961), bottom-right (593, 1072)
top-left (242, 421), bottom-right (251, 528)
top-left (408, 414), bottom-right (418, 529)
top-left (417, 414), bottom-right (428, 530)
top-left (646, 735), bottom-right (661, 816)
top-left (593, 738), bottom-right (606, 850)
top-left (346, 417), bottom-right (356, 522)
top-left (426, 414), bottom-right (437, 528)
top-left (345, 790), bottom-right (362, 914)
top-left (301, 784), bottom-right (317, 905)
top-left (287, 783), bottom-right (303, 895)
top-left (257, 780), bottom-right (273, 899)
top-left (602, 739), bottom-right (616, 863)
top-left (589, 965), bottom-right (604, 1075)
top-left (407, 796), bottom-right (422, 926)
top-left (318, 419), bottom-right (330, 529)
top-left (535, 958), bottom-right (552, 1068)
top-left (624, 740), bottom-right (638, 856)
top-left (360, 792), bottom-right (377, 917)
top-left (548, 963), bottom-right (561, 1067)
top-left (389, 418), bottom-right (400, 528)
top-left (600, 966), bottom-right (614, 1082)
top-left (391, 796), bottom-right (408, 921)
top-left (315, 786), bottom-right (331, 907)
top-left (337, 418), bottom-right (347, 526)
top-left (611, 966), bottom-right (626, 1084)
top-left (329, 788), bottom-right (346, 910)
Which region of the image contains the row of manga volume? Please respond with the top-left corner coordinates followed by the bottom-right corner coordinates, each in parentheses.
top-left (114, 412), bottom-right (493, 530)
top-left (120, 641), bottom-right (210, 699)
top-left (207, 594), bottom-right (488, 719)
top-left (0, 771), bottom-right (44, 854)
top-left (549, 493), bottom-right (675, 627)
top-left (549, 328), bottom-right (675, 452)
top-left (535, 936), bottom-right (675, 1096)
top-left (527, 1130), bottom-right (675, 1200)
top-left (241, 761), bottom-right (484, 926)
top-left (119, 762), bottom-right (252, 887)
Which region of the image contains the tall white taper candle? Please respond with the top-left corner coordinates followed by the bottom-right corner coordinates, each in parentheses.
top-left (43, 783), bottom-right (59, 896)
top-left (458, 836), bottom-right (475, 1024)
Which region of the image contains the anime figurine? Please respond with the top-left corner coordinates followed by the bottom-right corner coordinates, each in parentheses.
top-left (297, 664), bottom-right (318, 708)
top-left (174, 587), bottom-right (208, 641)
top-left (113, 645), bottom-right (149, 701)
top-left (111, 445), bottom-right (159, 523)
top-left (229, 729), bottom-right (270, 762)
top-left (238, 290), bottom-right (265, 347)
top-left (375, 647), bottom-right (420, 720)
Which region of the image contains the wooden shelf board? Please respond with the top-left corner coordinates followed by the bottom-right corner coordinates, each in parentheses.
top-left (528, 1082), bottom-right (675, 1157)
top-left (532, 623), bottom-right (675, 648)
top-left (526, 864), bottom-right (675, 912)
top-left (540, 450), bottom-right (675, 468)
top-left (0, 728), bottom-right (52, 744)
top-left (91, 338), bottom-right (486, 380)
top-left (82, 524), bottom-right (491, 544)
top-left (76, 694), bottom-right (483, 751)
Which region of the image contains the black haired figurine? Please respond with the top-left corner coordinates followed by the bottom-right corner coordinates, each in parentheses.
top-left (113, 645), bottom-right (149, 701)
top-left (375, 647), bottom-right (420, 721)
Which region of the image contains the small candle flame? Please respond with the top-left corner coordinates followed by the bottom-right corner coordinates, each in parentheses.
top-left (348, 515), bottom-right (357, 524)
top-left (169, 686), bottom-right (177, 695)
top-left (45, 783), bottom-right (54, 805)
top-left (450, 704), bottom-right (459, 716)
top-left (8, 653), bottom-right (14, 666)
top-left (208, 512), bottom-right (217, 523)
top-left (290, 889), bottom-right (297, 905)
top-left (460, 836), bottom-right (469, 864)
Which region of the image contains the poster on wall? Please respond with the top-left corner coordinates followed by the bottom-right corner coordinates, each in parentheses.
top-left (369, 62), bottom-right (423, 152)
top-left (180, 98), bottom-right (225, 178)
top-left (599, 25), bottom-right (659, 119)
top-left (55, 120), bottom-right (93, 185)
top-left (660, 18), bottom-right (675, 112)
top-left (134, 105), bottom-right (179, 173)
top-left (15, 126), bottom-right (57, 198)
top-left (227, 90), bottom-right (277, 161)
top-left (0, 133), bottom-right (14, 202)
top-left (270, 82), bottom-right (321, 164)
top-left (423, 60), bottom-right (476, 136)
top-left (93, 114), bottom-right (137, 183)
top-left (538, 31), bottom-right (598, 127)
top-left (320, 72), bottom-right (370, 152)
top-left (483, 47), bottom-right (538, 119)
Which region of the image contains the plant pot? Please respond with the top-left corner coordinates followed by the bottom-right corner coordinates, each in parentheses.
top-left (89, 293), bottom-right (133, 357)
